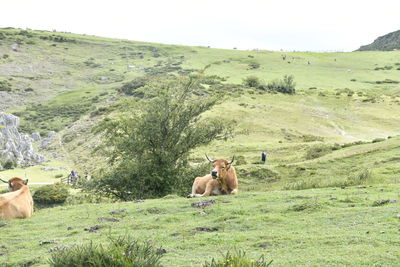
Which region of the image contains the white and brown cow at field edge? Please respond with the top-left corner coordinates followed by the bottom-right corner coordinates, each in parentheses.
top-left (187, 155), bottom-right (238, 198)
top-left (0, 177), bottom-right (33, 220)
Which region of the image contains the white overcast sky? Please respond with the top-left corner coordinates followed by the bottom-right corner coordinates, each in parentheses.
top-left (1, 0), bottom-right (400, 52)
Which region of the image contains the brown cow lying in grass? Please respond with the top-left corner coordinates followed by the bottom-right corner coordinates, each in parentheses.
top-left (187, 155), bottom-right (238, 198)
top-left (0, 177), bottom-right (33, 220)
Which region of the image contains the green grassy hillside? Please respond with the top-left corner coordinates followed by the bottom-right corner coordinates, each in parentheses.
top-left (1, 185), bottom-right (400, 266)
top-left (2, 27), bottom-right (400, 187)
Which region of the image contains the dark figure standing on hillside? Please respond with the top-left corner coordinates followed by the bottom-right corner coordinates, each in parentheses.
top-left (261, 151), bottom-right (267, 164)
top-left (68, 170), bottom-right (78, 185)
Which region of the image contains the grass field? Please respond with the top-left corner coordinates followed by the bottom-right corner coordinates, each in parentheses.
top-left (1, 184), bottom-right (400, 266)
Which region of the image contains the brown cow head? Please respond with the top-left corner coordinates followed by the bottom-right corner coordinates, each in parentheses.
top-left (206, 155), bottom-right (235, 179)
top-left (0, 177), bottom-right (28, 192)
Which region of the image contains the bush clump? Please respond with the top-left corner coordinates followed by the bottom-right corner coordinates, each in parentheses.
top-left (372, 137), bottom-right (386, 143)
top-left (0, 80), bottom-right (12, 91)
top-left (118, 76), bottom-right (148, 96)
top-left (376, 79), bottom-right (399, 84)
top-left (243, 76), bottom-right (261, 88)
top-left (203, 250), bottom-right (272, 267)
top-left (49, 236), bottom-right (163, 267)
top-left (1, 160), bottom-right (17, 170)
top-left (265, 75), bottom-right (296, 94)
top-left (33, 183), bottom-right (69, 205)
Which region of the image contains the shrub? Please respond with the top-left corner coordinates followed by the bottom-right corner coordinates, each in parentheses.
top-left (243, 76), bottom-right (261, 88)
top-left (118, 76), bottom-right (148, 96)
top-left (376, 79), bottom-right (399, 84)
top-left (49, 236), bottom-right (163, 267)
top-left (372, 199), bottom-right (390, 207)
top-left (0, 80), bottom-right (12, 91)
top-left (203, 250), bottom-right (272, 267)
top-left (2, 160), bottom-right (16, 170)
top-left (33, 183), bottom-right (69, 205)
top-left (265, 75), bottom-right (295, 94)
top-left (372, 137), bottom-right (386, 143)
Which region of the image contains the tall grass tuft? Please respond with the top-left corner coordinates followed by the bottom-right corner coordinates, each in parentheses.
top-left (49, 236), bottom-right (164, 267)
top-left (203, 250), bottom-right (272, 267)
top-left (284, 169), bottom-right (372, 190)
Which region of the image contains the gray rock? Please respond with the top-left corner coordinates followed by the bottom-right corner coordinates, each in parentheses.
top-left (0, 113), bottom-right (45, 167)
top-left (11, 43), bottom-right (19, 52)
top-left (191, 199), bottom-right (217, 208)
top-left (41, 131), bottom-right (57, 148)
top-left (31, 132), bottom-right (41, 141)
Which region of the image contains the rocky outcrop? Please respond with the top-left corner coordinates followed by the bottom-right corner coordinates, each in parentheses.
top-left (356, 29), bottom-right (400, 51)
top-left (0, 112), bottom-right (45, 169)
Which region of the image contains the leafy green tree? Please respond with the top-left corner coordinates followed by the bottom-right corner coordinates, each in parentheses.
top-left (91, 76), bottom-right (235, 200)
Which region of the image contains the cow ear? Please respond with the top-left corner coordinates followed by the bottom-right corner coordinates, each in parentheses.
top-left (24, 179), bottom-right (28, 185)
top-left (226, 163), bottom-right (231, 170)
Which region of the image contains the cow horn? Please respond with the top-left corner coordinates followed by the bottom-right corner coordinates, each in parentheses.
top-left (228, 156), bottom-right (235, 164)
top-left (0, 178), bottom-right (8, 183)
top-left (205, 154), bottom-right (214, 162)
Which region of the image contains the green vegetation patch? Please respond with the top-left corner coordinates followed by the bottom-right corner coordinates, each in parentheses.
top-left (32, 183), bottom-right (70, 205)
top-left (0, 80), bottom-right (12, 92)
top-left (49, 236), bottom-right (163, 267)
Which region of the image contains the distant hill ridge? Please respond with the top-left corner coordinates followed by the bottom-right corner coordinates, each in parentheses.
top-left (357, 29), bottom-right (400, 51)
